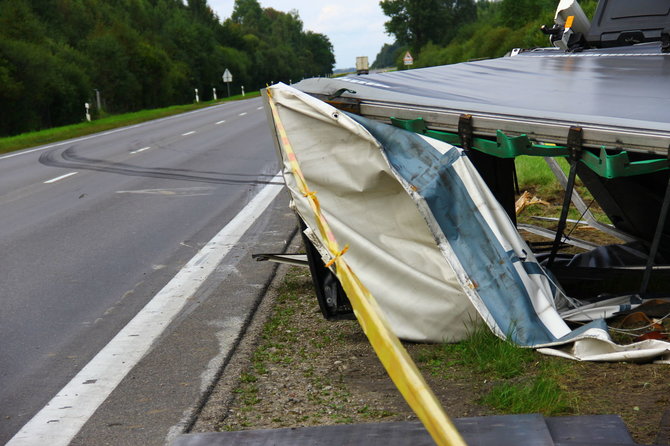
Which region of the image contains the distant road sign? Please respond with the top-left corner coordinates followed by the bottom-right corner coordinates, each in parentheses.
top-left (222, 69), bottom-right (233, 83)
top-left (403, 51), bottom-right (414, 66)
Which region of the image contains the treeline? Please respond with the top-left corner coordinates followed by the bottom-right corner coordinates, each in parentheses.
top-left (374, 0), bottom-right (598, 69)
top-left (0, 0), bottom-right (335, 137)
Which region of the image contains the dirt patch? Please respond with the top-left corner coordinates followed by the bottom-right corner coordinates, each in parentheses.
top-left (193, 265), bottom-right (670, 445)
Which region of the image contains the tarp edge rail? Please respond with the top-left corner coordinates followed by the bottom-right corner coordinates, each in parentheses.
top-left (391, 116), bottom-right (670, 179)
top-left (358, 100), bottom-right (670, 157)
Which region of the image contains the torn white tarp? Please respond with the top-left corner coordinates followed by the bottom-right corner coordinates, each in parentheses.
top-left (265, 83), bottom-right (670, 363)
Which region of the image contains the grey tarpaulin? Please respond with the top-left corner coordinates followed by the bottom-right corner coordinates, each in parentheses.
top-left (294, 42), bottom-right (670, 154)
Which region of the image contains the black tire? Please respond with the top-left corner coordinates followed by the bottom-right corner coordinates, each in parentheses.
top-left (299, 218), bottom-right (354, 320)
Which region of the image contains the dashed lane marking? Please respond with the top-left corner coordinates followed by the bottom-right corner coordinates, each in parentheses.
top-left (43, 172), bottom-right (78, 184)
top-left (0, 101), bottom-right (238, 162)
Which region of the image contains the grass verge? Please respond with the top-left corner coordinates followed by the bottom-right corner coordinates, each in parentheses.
top-left (0, 92), bottom-right (260, 155)
top-left (206, 266), bottom-right (669, 444)
top-left (417, 324), bottom-right (577, 417)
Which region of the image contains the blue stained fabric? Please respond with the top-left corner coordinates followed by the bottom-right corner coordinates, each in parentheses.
top-left (521, 261), bottom-right (545, 277)
top-left (554, 319), bottom-right (609, 343)
top-left (348, 113), bottom-right (557, 346)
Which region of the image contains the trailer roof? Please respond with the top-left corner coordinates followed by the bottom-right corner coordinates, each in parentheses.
top-left (294, 42), bottom-right (670, 154)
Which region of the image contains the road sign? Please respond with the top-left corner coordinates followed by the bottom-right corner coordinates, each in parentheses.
top-left (403, 51), bottom-right (414, 66)
top-left (222, 69), bottom-right (233, 97)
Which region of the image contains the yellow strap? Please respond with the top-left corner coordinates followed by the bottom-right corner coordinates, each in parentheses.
top-left (324, 245), bottom-right (349, 268)
top-left (266, 88), bottom-right (467, 446)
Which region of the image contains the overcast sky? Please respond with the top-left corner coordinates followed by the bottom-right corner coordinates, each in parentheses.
top-left (207, 0), bottom-right (394, 69)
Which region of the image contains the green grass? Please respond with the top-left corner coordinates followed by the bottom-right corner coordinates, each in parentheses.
top-left (443, 324), bottom-right (535, 379)
top-left (483, 376), bottom-right (575, 415)
top-left (515, 155), bottom-right (566, 195)
top-left (0, 92), bottom-right (260, 155)
top-left (417, 323), bottom-right (578, 416)
top-left (514, 155), bottom-right (614, 226)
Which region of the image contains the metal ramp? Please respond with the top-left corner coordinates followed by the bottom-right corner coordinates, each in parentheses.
top-left (172, 414), bottom-right (659, 446)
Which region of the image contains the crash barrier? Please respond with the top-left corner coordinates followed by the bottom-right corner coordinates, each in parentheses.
top-left (266, 88), bottom-right (467, 446)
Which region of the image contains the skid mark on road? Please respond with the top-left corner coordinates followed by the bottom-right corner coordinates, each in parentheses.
top-left (39, 147), bottom-right (281, 186)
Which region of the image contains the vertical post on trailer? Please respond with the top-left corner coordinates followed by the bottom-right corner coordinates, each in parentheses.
top-left (546, 127), bottom-right (583, 269)
top-left (640, 167), bottom-right (670, 295)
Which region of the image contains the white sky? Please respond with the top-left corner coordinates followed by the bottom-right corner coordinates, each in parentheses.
top-left (207, 0), bottom-right (394, 69)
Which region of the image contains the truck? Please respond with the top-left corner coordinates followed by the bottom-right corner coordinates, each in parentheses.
top-left (355, 56), bottom-right (369, 75)
top-left (262, 0), bottom-right (670, 361)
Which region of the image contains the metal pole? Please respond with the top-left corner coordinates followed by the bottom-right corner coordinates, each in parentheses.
top-left (640, 174), bottom-right (670, 295)
top-left (546, 127), bottom-right (582, 269)
top-left (226, 82), bottom-right (230, 98)
top-left (213, 87), bottom-right (217, 101)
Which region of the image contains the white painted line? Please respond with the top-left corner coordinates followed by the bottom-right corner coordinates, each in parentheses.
top-left (0, 101), bottom-right (241, 162)
top-left (129, 146), bottom-right (151, 154)
top-left (43, 172), bottom-right (78, 184)
top-left (215, 120), bottom-right (226, 125)
top-left (7, 173), bottom-right (284, 446)
top-left (257, 107), bottom-right (263, 110)
top-left (239, 112), bottom-right (247, 116)
top-left (182, 131), bottom-right (196, 136)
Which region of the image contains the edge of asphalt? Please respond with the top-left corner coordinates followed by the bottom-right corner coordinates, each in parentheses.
top-left (184, 229), bottom-right (303, 436)
top-left (59, 192), bottom-right (300, 446)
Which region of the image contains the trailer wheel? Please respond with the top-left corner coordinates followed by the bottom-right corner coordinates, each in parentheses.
top-left (299, 219), bottom-right (354, 320)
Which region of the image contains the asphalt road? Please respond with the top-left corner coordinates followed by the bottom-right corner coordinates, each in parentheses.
top-left (0, 97), bottom-right (297, 444)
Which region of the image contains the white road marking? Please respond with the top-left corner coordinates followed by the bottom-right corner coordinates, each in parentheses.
top-left (239, 112), bottom-right (247, 116)
top-left (115, 187), bottom-right (215, 197)
top-left (257, 107), bottom-right (263, 110)
top-left (43, 172), bottom-right (78, 184)
top-left (215, 120), bottom-right (226, 125)
top-left (0, 101), bottom-right (242, 162)
top-left (7, 173), bottom-right (284, 446)
top-left (182, 131), bottom-right (196, 136)
top-left (129, 146), bottom-right (151, 154)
